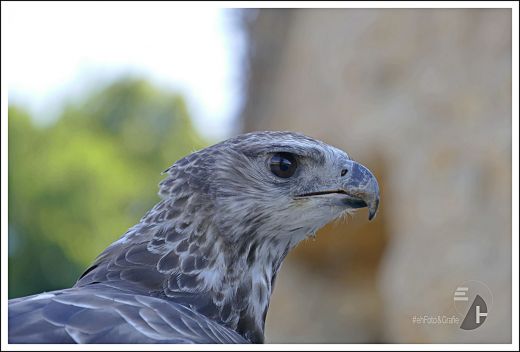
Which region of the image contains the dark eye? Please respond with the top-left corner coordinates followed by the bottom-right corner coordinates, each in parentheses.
top-left (270, 152), bottom-right (297, 178)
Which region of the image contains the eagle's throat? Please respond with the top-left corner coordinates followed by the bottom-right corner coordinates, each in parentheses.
top-left (76, 216), bottom-right (293, 344)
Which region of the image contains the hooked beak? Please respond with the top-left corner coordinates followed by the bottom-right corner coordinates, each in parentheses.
top-left (340, 160), bottom-right (380, 220)
top-left (295, 160), bottom-right (380, 221)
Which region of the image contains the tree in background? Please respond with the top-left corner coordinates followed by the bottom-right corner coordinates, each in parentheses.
top-left (8, 78), bottom-right (207, 298)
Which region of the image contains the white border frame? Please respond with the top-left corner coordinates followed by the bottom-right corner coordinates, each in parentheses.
top-left (1, 1), bottom-right (518, 351)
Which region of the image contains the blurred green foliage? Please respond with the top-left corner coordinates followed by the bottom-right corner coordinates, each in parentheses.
top-left (8, 78), bottom-right (208, 298)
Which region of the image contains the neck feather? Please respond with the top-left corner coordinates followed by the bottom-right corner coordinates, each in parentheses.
top-left (77, 199), bottom-right (296, 343)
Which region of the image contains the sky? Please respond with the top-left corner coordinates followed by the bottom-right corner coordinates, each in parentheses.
top-left (3, 3), bottom-right (246, 140)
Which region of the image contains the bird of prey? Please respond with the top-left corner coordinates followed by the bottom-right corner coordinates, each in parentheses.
top-left (8, 131), bottom-right (379, 344)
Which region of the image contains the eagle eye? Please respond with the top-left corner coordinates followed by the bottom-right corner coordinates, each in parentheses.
top-left (270, 152), bottom-right (297, 178)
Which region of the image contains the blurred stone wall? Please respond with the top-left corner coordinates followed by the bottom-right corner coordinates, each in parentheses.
top-left (238, 9), bottom-right (511, 343)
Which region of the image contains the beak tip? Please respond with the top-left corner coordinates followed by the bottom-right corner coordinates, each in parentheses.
top-left (367, 198), bottom-right (379, 221)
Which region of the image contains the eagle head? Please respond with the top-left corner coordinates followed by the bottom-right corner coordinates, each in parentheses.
top-left (160, 131), bottom-right (379, 247)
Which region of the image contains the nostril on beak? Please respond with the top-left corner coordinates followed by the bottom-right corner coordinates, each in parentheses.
top-left (341, 169), bottom-right (348, 177)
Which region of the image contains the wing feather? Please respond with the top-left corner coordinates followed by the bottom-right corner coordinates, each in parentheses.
top-left (8, 285), bottom-right (247, 343)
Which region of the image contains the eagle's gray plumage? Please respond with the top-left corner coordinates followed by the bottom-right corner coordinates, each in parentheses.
top-left (9, 131), bottom-right (379, 344)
